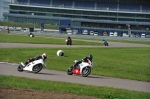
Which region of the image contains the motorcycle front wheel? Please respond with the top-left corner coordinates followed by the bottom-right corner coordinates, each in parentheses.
top-left (18, 65), bottom-right (23, 72)
top-left (32, 64), bottom-right (43, 73)
top-left (67, 66), bottom-right (73, 75)
top-left (81, 67), bottom-right (91, 77)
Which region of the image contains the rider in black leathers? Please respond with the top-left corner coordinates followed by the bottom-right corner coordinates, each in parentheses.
top-left (28, 32), bottom-right (34, 36)
top-left (66, 36), bottom-right (72, 46)
top-left (23, 53), bottom-right (47, 67)
top-left (72, 55), bottom-right (93, 69)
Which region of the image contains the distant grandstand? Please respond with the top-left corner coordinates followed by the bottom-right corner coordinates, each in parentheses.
top-left (3, 0), bottom-right (150, 37)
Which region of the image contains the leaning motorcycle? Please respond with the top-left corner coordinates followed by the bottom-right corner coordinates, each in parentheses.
top-left (18, 59), bottom-right (46, 73)
top-left (67, 59), bottom-right (93, 77)
top-left (102, 41), bottom-right (109, 46)
top-left (28, 33), bottom-right (34, 37)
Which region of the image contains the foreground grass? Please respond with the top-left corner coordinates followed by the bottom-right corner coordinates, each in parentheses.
top-left (0, 75), bottom-right (150, 99)
top-left (0, 47), bottom-right (150, 82)
top-left (0, 33), bottom-right (102, 45)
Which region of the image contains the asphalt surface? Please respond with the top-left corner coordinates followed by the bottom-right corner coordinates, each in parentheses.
top-left (0, 62), bottom-right (150, 93)
top-left (0, 35), bottom-right (150, 93)
top-left (0, 41), bottom-right (150, 48)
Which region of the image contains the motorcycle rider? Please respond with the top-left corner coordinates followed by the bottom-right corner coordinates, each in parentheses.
top-left (22, 53), bottom-right (47, 67)
top-left (102, 39), bottom-right (106, 44)
top-left (66, 36), bottom-right (72, 45)
top-left (72, 55), bottom-right (93, 69)
top-left (102, 39), bottom-right (108, 45)
top-left (28, 32), bottom-right (35, 37)
top-left (28, 32), bottom-right (33, 36)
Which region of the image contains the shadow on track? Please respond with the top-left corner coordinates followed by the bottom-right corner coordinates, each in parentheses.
top-left (87, 75), bottom-right (110, 79)
top-left (24, 71), bottom-right (57, 75)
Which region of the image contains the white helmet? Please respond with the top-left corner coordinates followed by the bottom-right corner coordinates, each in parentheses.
top-left (42, 53), bottom-right (47, 59)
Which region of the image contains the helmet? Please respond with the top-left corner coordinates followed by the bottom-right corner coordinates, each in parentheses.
top-left (88, 55), bottom-right (93, 61)
top-left (42, 53), bottom-right (47, 59)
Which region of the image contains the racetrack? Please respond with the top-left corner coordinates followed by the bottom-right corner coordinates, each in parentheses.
top-left (0, 41), bottom-right (150, 93)
top-left (0, 42), bottom-right (150, 48)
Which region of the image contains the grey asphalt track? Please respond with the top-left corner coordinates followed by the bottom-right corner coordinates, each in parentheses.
top-left (0, 62), bottom-right (150, 93)
top-left (0, 40), bottom-right (150, 93)
top-left (0, 42), bottom-right (150, 48)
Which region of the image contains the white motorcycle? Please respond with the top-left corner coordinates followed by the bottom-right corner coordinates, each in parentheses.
top-left (28, 32), bottom-right (34, 37)
top-left (18, 59), bottom-right (46, 73)
top-left (67, 59), bottom-right (93, 77)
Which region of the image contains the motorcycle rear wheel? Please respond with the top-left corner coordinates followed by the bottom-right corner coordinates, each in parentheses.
top-left (32, 64), bottom-right (43, 73)
top-left (81, 67), bottom-right (91, 77)
top-left (18, 65), bottom-right (23, 72)
top-left (106, 43), bottom-right (108, 46)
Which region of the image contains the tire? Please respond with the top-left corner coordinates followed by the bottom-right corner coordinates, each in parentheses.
top-left (18, 65), bottom-right (23, 72)
top-left (81, 67), bottom-right (91, 77)
top-left (67, 67), bottom-right (73, 75)
top-left (32, 64), bottom-right (43, 73)
top-left (106, 43), bottom-right (108, 46)
top-left (67, 41), bottom-right (70, 45)
top-left (67, 41), bottom-right (71, 46)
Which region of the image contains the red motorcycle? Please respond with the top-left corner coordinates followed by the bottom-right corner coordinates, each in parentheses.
top-left (66, 37), bottom-right (72, 46)
top-left (67, 59), bottom-right (93, 77)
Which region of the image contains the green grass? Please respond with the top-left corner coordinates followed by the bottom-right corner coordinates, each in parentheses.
top-left (0, 32), bottom-right (150, 98)
top-left (0, 33), bottom-right (150, 81)
top-left (1, 32), bottom-right (150, 45)
top-left (34, 34), bottom-right (150, 45)
top-left (104, 39), bottom-right (150, 45)
top-left (0, 33), bottom-right (102, 45)
top-left (0, 47), bottom-right (150, 82)
top-left (0, 75), bottom-right (150, 99)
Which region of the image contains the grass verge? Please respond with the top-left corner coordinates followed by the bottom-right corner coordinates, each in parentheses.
top-left (0, 33), bottom-right (102, 45)
top-left (1, 32), bottom-right (150, 45)
top-left (0, 75), bottom-right (150, 99)
top-left (0, 47), bottom-right (150, 82)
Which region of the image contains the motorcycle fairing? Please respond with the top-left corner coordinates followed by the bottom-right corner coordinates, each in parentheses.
top-left (72, 68), bottom-right (81, 75)
top-left (79, 61), bottom-right (93, 74)
top-left (23, 59), bottom-right (45, 71)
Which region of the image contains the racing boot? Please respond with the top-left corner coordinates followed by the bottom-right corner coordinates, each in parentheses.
top-left (68, 66), bottom-right (73, 71)
top-left (21, 62), bottom-right (26, 67)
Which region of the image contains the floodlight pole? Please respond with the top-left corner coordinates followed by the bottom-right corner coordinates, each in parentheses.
top-left (127, 24), bottom-right (131, 37)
